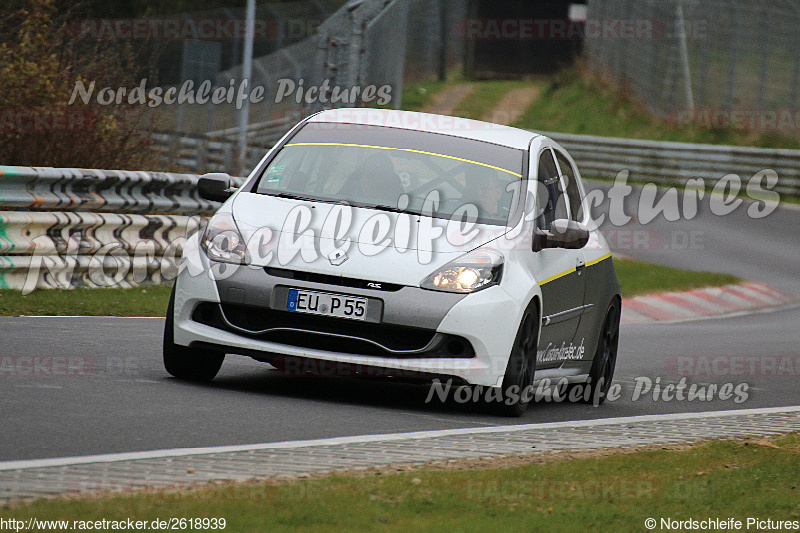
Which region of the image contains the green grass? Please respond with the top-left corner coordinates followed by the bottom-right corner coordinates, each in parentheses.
top-left (614, 257), bottom-right (740, 298)
top-left (398, 67), bottom-right (800, 149)
top-left (398, 67), bottom-right (470, 112)
top-left (512, 68), bottom-right (800, 149)
top-left (0, 259), bottom-right (739, 316)
top-left (400, 79), bottom-right (456, 112)
top-left (403, 81), bottom-right (449, 111)
top-left (4, 435), bottom-right (799, 531)
top-left (0, 285), bottom-right (172, 317)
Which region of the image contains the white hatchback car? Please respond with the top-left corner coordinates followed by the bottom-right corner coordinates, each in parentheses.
top-left (164, 109), bottom-right (621, 415)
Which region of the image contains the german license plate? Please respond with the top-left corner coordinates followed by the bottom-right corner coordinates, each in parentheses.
top-left (286, 289), bottom-right (368, 321)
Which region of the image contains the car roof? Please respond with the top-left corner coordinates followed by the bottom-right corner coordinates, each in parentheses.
top-left (307, 108), bottom-right (540, 151)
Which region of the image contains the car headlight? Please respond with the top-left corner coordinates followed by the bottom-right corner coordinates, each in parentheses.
top-left (420, 249), bottom-right (503, 293)
top-left (201, 212), bottom-right (247, 264)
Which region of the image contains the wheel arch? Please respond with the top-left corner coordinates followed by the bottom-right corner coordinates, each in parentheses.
top-left (531, 295), bottom-right (543, 344)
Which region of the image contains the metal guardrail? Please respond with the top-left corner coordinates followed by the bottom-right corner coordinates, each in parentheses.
top-left (0, 166), bottom-right (244, 291)
top-left (545, 132), bottom-right (800, 198)
top-left (150, 132), bottom-right (264, 174)
top-left (0, 213), bottom-right (203, 292)
top-left (0, 166), bottom-right (245, 215)
top-left (206, 115), bottom-right (298, 146)
top-left (151, 116), bottom-right (296, 173)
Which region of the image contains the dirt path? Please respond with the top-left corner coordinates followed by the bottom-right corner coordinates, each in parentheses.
top-left (481, 86), bottom-right (542, 125)
top-left (421, 82), bottom-right (541, 126)
top-left (422, 83), bottom-right (474, 116)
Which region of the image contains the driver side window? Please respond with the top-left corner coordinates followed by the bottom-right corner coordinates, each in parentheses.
top-left (554, 150), bottom-right (584, 223)
top-left (536, 149), bottom-right (567, 230)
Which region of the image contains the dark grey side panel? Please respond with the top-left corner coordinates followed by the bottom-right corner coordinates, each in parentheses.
top-left (537, 270), bottom-right (583, 370)
top-left (577, 256), bottom-right (621, 362)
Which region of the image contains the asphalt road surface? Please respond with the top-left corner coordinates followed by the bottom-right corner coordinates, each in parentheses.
top-left (1, 182), bottom-right (798, 461)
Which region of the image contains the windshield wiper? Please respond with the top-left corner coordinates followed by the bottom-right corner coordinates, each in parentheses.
top-left (267, 193), bottom-right (418, 214)
top-left (269, 191), bottom-right (318, 201)
top-left (268, 192), bottom-right (341, 205)
top-left (368, 204), bottom-right (418, 215)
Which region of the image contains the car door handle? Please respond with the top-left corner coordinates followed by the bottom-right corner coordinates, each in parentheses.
top-left (576, 257), bottom-right (585, 275)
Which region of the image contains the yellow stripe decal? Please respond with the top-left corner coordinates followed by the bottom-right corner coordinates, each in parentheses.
top-left (284, 142), bottom-right (522, 177)
top-left (539, 267), bottom-right (576, 286)
top-left (585, 252), bottom-right (612, 267)
top-left (539, 253), bottom-right (612, 286)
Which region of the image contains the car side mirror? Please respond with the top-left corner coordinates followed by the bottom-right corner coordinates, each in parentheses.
top-left (534, 219), bottom-right (590, 251)
top-left (198, 173), bottom-right (236, 202)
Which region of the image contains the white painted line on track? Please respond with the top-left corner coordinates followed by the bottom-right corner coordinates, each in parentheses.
top-left (2, 405), bottom-right (799, 472)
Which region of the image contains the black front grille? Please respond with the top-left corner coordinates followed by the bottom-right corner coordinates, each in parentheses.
top-left (264, 267), bottom-right (403, 292)
top-left (192, 302), bottom-right (474, 358)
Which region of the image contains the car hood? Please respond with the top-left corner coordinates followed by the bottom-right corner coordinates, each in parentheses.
top-left (230, 192), bottom-right (509, 286)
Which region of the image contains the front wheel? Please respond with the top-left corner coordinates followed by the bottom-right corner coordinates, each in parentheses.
top-left (163, 286), bottom-right (224, 381)
top-left (492, 301), bottom-right (540, 417)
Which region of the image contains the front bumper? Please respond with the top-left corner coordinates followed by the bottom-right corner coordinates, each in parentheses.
top-left (173, 235), bottom-right (522, 386)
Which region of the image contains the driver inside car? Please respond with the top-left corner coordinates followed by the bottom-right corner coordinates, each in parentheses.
top-left (461, 165), bottom-right (508, 219)
top-left (340, 152), bottom-right (405, 207)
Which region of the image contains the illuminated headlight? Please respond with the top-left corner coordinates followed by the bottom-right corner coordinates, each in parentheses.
top-left (201, 212), bottom-right (247, 264)
top-left (420, 249), bottom-right (503, 293)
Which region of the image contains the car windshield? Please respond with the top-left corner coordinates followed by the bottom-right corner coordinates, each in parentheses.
top-left (254, 123), bottom-right (525, 226)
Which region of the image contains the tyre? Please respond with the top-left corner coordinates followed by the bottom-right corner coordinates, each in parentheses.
top-left (163, 286), bottom-right (224, 381)
top-left (492, 301), bottom-right (540, 417)
top-left (582, 300), bottom-right (620, 405)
